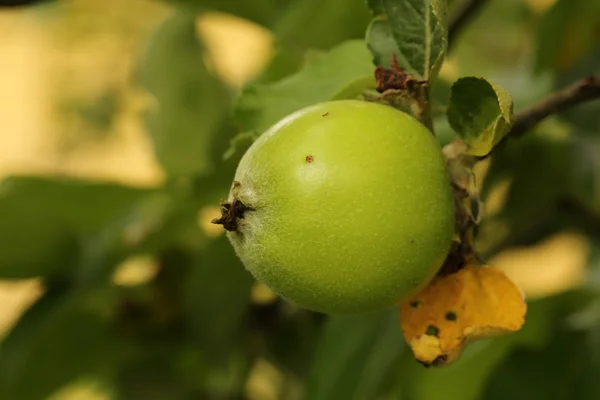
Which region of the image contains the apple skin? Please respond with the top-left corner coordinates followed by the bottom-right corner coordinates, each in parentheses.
top-left (224, 99), bottom-right (455, 314)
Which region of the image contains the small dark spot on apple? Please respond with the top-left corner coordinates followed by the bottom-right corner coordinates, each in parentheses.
top-left (322, 112), bottom-right (329, 117)
top-left (409, 300), bottom-right (420, 308)
top-left (426, 325), bottom-right (440, 337)
top-left (445, 311), bottom-right (457, 321)
top-left (306, 155), bottom-right (314, 163)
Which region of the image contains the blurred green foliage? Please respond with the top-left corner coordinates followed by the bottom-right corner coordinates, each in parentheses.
top-left (0, 0), bottom-right (599, 399)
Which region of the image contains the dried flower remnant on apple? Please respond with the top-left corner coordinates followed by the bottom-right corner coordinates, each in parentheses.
top-left (212, 181), bottom-right (253, 232)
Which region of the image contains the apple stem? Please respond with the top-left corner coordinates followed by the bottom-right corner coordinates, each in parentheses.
top-left (435, 155), bottom-right (486, 275)
top-left (414, 84), bottom-right (434, 133)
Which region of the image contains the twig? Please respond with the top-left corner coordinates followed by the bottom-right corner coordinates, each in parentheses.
top-left (448, 0), bottom-right (491, 51)
top-left (479, 75), bottom-right (600, 160)
top-left (510, 75), bottom-right (600, 137)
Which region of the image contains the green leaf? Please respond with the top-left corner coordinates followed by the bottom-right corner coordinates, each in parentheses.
top-left (139, 13), bottom-right (230, 177)
top-left (261, 308), bottom-right (322, 379)
top-left (160, 0), bottom-right (283, 27)
top-left (183, 236), bottom-right (254, 359)
top-left (402, 340), bottom-right (514, 400)
top-left (0, 177), bottom-right (150, 278)
top-left (273, 0), bottom-right (371, 51)
top-left (305, 309), bottom-right (405, 400)
top-left (0, 288), bottom-right (116, 400)
top-left (534, 0), bottom-right (600, 75)
top-left (160, 0), bottom-right (371, 49)
top-left (330, 75), bottom-right (377, 100)
top-left (365, 0), bottom-right (448, 81)
top-left (223, 130), bottom-right (261, 161)
top-left (233, 39), bottom-right (375, 135)
top-left (482, 319), bottom-right (600, 400)
top-left (577, 320), bottom-right (600, 398)
top-left (447, 77), bottom-right (514, 157)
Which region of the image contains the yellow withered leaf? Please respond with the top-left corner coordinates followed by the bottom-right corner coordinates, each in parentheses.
top-left (399, 264), bottom-right (526, 367)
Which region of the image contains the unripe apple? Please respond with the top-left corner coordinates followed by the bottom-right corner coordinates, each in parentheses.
top-left (216, 100), bottom-right (455, 314)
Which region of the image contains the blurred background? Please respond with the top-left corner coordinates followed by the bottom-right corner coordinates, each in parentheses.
top-left (0, 0), bottom-right (599, 399)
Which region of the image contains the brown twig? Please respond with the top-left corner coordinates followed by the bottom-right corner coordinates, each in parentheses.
top-left (510, 75), bottom-right (600, 137)
top-left (479, 75), bottom-right (600, 160)
top-left (448, 0), bottom-right (491, 51)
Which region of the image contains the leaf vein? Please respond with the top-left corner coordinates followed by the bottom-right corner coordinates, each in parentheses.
top-left (424, 0), bottom-right (431, 80)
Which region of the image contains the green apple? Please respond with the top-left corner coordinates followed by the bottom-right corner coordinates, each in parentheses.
top-left (216, 99), bottom-right (455, 314)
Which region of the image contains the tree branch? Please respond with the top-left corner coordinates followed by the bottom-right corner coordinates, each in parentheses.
top-left (448, 0), bottom-right (491, 51)
top-left (510, 75), bottom-right (600, 137)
